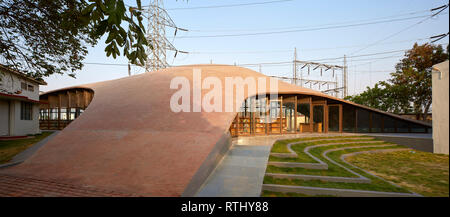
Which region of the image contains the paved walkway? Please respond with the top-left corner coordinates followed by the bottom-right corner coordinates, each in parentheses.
top-left (366, 133), bottom-right (432, 139)
top-left (196, 133), bottom-right (355, 197)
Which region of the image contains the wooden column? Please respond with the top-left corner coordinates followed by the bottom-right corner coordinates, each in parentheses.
top-left (369, 112), bottom-right (373, 133)
top-left (309, 97), bottom-right (313, 133)
top-left (294, 96), bottom-right (297, 133)
top-left (339, 105), bottom-right (343, 133)
top-left (57, 94), bottom-right (61, 130)
top-left (355, 109), bottom-right (358, 133)
top-left (279, 96), bottom-right (283, 134)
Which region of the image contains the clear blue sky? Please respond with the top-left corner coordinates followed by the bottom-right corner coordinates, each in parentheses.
top-left (41, 0), bottom-right (449, 96)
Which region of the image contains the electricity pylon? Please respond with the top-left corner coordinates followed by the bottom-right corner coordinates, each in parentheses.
top-left (145, 0), bottom-right (185, 72)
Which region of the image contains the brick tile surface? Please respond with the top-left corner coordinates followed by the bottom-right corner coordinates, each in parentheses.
top-left (0, 174), bottom-right (138, 197)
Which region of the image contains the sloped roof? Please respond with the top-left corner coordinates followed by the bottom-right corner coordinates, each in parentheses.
top-left (0, 64), bottom-right (47, 85)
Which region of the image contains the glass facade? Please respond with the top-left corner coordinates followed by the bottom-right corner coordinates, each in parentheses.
top-left (313, 105), bottom-right (324, 133)
top-left (229, 94), bottom-right (430, 136)
top-left (328, 105), bottom-right (340, 132)
top-left (371, 112), bottom-right (383, 133)
top-left (297, 103), bottom-right (310, 133)
top-left (343, 104), bottom-right (356, 132)
top-left (282, 97), bottom-right (296, 133)
top-left (356, 109), bottom-right (370, 133)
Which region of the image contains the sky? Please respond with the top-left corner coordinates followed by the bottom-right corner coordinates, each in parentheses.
top-left (41, 0), bottom-right (450, 97)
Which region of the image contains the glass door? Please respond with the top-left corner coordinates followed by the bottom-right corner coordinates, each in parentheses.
top-left (253, 97), bottom-right (268, 135)
top-left (268, 99), bottom-right (281, 134)
top-left (313, 105), bottom-right (324, 133)
top-left (282, 97), bottom-right (296, 133)
top-left (328, 105), bottom-right (341, 132)
top-left (297, 103), bottom-right (311, 133)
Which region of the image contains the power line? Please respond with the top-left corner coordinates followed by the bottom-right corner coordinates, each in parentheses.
top-left (138, 0), bottom-right (295, 10)
top-left (189, 37), bottom-right (432, 55)
top-left (350, 4), bottom-right (449, 55)
top-left (188, 8), bottom-right (431, 33)
top-left (430, 32), bottom-right (449, 43)
top-left (175, 14), bottom-right (444, 39)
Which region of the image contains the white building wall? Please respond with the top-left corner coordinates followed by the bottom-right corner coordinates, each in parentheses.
top-left (1, 69), bottom-right (42, 136)
top-left (0, 71), bottom-right (39, 101)
top-left (432, 60), bottom-right (449, 155)
top-left (10, 101), bottom-right (40, 136)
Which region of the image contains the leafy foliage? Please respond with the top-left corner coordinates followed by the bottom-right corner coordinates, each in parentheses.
top-left (345, 43), bottom-right (449, 120)
top-left (0, 0), bottom-right (148, 79)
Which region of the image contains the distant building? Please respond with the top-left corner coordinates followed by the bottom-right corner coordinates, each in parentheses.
top-left (432, 60), bottom-right (449, 155)
top-left (0, 64), bottom-right (47, 137)
top-left (398, 113), bottom-right (432, 123)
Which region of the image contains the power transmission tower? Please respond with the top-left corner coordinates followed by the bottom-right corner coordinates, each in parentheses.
top-left (145, 0), bottom-right (186, 72)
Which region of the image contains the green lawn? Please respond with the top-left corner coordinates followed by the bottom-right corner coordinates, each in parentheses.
top-left (346, 150), bottom-right (449, 197)
top-left (269, 139), bottom-right (383, 163)
top-left (261, 190), bottom-right (334, 197)
top-left (0, 132), bottom-right (53, 164)
top-left (270, 136), bottom-right (369, 153)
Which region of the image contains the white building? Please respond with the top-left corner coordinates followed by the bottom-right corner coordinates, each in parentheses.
top-left (432, 60), bottom-right (449, 155)
top-left (0, 64), bottom-right (47, 137)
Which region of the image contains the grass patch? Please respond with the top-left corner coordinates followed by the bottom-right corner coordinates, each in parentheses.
top-left (270, 136), bottom-right (369, 153)
top-left (263, 175), bottom-right (407, 193)
top-left (261, 190), bottom-right (334, 197)
top-left (265, 145), bottom-right (410, 193)
top-left (347, 150), bottom-right (449, 197)
top-left (269, 139), bottom-right (382, 163)
top-left (0, 132), bottom-right (53, 164)
top-left (266, 165), bottom-right (357, 177)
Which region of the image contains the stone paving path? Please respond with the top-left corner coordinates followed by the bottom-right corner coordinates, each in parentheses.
top-left (196, 133), bottom-right (358, 197)
top-left (196, 145), bottom-right (272, 197)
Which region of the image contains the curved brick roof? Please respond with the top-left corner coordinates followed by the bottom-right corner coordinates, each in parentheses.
top-left (0, 65), bottom-right (431, 196)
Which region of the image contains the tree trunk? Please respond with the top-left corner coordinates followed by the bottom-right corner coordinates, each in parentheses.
top-left (423, 101), bottom-right (432, 121)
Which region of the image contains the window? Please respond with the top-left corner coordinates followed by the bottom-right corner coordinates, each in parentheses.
top-left (356, 109), bottom-right (370, 133)
top-left (39, 109), bottom-right (48, 120)
top-left (371, 112), bottom-right (383, 133)
top-left (343, 105), bottom-right (356, 132)
top-left (27, 84), bottom-right (34, 92)
top-left (21, 102), bottom-right (33, 120)
top-left (328, 106), bottom-right (340, 132)
top-left (21, 82), bottom-right (27, 91)
top-left (383, 115), bottom-right (396, 133)
top-left (313, 105), bottom-right (324, 132)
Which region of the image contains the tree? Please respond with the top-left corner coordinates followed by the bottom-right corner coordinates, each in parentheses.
top-left (345, 43), bottom-right (449, 120)
top-left (392, 43), bottom-right (448, 120)
top-left (344, 81), bottom-right (411, 114)
top-left (0, 0), bottom-right (147, 79)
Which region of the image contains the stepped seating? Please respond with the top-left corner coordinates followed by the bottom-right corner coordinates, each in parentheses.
top-left (262, 136), bottom-right (421, 197)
